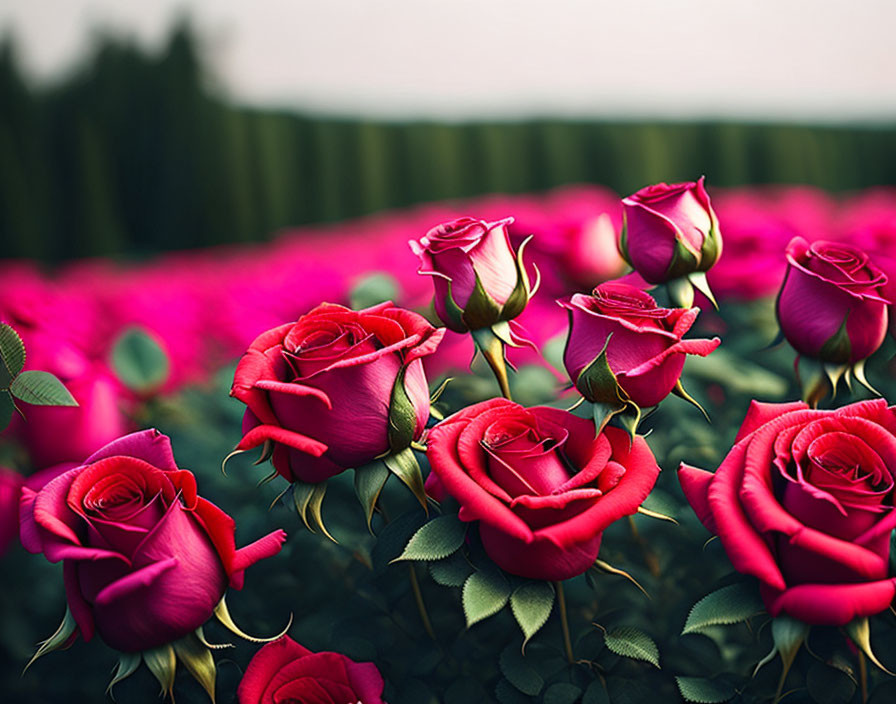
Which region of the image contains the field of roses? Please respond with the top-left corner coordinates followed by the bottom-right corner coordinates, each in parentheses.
top-left (2, 180), bottom-right (896, 704)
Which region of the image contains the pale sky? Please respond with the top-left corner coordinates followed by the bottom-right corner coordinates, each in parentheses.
top-left (2, 0), bottom-right (895, 122)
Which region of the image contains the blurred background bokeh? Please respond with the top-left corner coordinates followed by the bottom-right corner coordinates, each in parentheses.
top-left (2, 0), bottom-right (895, 260)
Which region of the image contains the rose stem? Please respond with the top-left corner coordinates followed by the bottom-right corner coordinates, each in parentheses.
top-left (627, 515), bottom-right (661, 578)
top-left (554, 581), bottom-right (575, 664)
top-left (858, 650), bottom-right (868, 704)
top-left (408, 563), bottom-right (436, 641)
top-left (475, 332), bottom-right (513, 400)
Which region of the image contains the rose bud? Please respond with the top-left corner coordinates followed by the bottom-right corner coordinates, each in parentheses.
top-left (231, 302), bottom-right (444, 484)
top-left (238, 636), bottom-right (386, 704)
top-left (776, 237), bottom-right (889, 374)
top-left (620, 177), bottom-right (722, 306)
top-left (409, 216), bottom-right (535, 333)
top-left (680, 399), bottom-right (896, 626)
top-left (19, 429), bottom-right (286, 653)
top-left (559, 282), bottom-right (720, 413)
top-left (426, 398), bottom-right (660, 581)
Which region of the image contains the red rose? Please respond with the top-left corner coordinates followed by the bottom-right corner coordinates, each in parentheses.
top-left (20, 430), bottom-right (286, 652)
top-left (409, 216), bottom-right (531, 332)
top-left (426, 398), bottom-right (660, 581)
top-left (231, 302), bottom-right (444, 483)
top-left (559, 282), bottom-right (719, 408)
top-left (238, 636), bottom-right (385, 704)
top-left (680, 399), bottom-right (896, 625)
top-left (620, 177), bottom-right (721, 284)
top-left (776, 237), bottom-right (889, 364)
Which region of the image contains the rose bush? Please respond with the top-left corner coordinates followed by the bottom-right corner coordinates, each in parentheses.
top-left (19, 429), bottom-right (286, 652)
top-left (559, 282), bottom-right (720, 408)
top-left (231, 302), bottom-right (444, 483)
top-left (409, 216), bottom-right (530, 332)
top-left (776, 237), bottom-right (889, 364)
top-left (238, 636), bottom-right (385, 704)
top-left (679, 398), bottom-right (896, 625)
top-left (426, 398), bottom-right (660, 581)
top-left (620, 177), bottom-right (721, 284)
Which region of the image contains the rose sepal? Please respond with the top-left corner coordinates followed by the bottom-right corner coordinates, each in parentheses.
top-left (291, 479), bottom-right (334, 542)
top-left (844, 617), bottom-right (894, 675)
top-left (30, 597), bottom-right (291, 703)
top-left (799, 355), bottom-right (882, 408)
top-left (471, 325), bottom-right (514, 401)
top-left (382, 446), bottom-right (429, 513)
top-left (573, 334), bottom-right (642, 439)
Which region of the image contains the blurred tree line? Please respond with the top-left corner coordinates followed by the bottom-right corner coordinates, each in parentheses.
top-left (2, 23), bottom-right (896, 261)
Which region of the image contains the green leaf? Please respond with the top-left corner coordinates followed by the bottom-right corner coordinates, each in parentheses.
top-left (675, 677), bottom-right (734, 703)
top-left (806, 660), bottom-right (856, 704)
top-left (0, 391), bottom-right (14, 431)
top-left (143, 644), bottom-right (177, 699)
top-left (354, 461), bottom-right (389, 532)
top-left (392, 514), bottom-right (467, 562)
top-left (0, 323), bottom-right (25, 387)
top-left (463, 568), bottom-right (511, 628)
top-left (111, 326), bottom-right (170, 393)
top-left (173, 631), bottom-right (217, 703)
top-left (384, 447), bottom-right (428, 512)
top-left (682, 582), bottom-right (764, 635)
top-left (10, 370), bottom-right (77, 406)
top-left (349, 272), bottom-right (400, 310)
top-left (371, 509), bottom-right (425, 574)
top-left (495, 678), bottom-right (531, 704)
top-left (510, 582), bottom-right (554, 649)
top-left (498, 643), bottom-right (543, 696)
top-left (543, 683), bottom-right (583, 704)
top-left (583, 680), bottom-right (610, 704)
top-left (603, 627), bottom-right (660, 668)
top-left (429, 551), bottom-right (474, 587)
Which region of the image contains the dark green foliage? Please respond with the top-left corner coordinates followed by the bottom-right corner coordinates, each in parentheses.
top-left (3, 25), bottom-right (896, 260)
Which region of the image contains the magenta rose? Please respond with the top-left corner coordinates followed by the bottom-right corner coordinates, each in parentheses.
top-left (776, 237), bottom-right (889, 364)
top-left (426, 398), bottom-right (661, 581)
top-left (559, 282), bottom-right (720, 408)
top-left (680, 399), bottom-right (896, 626)
top-left (19, 430), bottom-right (286, 652)
top-left (238, 636), bottom-right (385, 704)
top-left (620, 177), bottom-right (722, 284)
top-left (409, 216), bottom-right (531, 332)
top-left (231, 302), bottom-right (444, 483)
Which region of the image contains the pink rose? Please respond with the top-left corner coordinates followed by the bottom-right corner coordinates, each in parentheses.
top-left (620, 177), bottom-right (722, 284)
top-left (19, 430), bottom-right (286, 652)
top-left (559, 282), bottom-right (720, 408)
top-left (776, 237), bottom-right (889, 363)
top-left (238, 636), bottom-right (385, 704)
top-left (426, 398), bottom-right (660, 581)
top-left (409, 216), bottom-right (531, 332)
top-left (680, 399), bottom-right (896, 625)
top-left (231, 302), bottom-right (444, 483)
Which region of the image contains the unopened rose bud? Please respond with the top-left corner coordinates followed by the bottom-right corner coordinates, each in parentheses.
top-left (409, 217), bottom-right (534, 332)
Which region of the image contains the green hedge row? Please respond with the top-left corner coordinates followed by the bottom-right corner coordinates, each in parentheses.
top-left (2, 26), bottom-right (895, 260)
